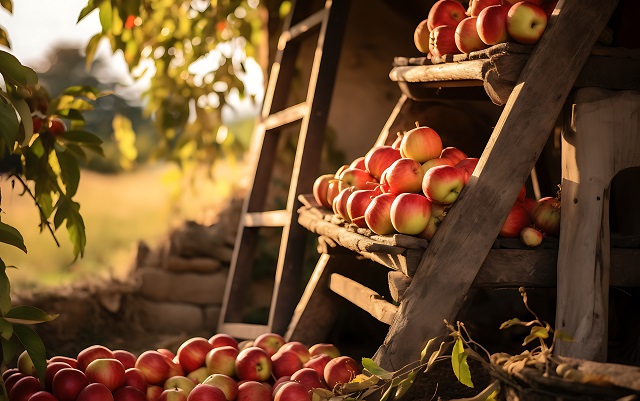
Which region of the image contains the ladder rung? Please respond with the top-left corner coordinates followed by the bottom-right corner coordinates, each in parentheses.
top-left (329, 274), bottom-right (398, 325)
top-left (277, 9), bottom-right (328, 50)
top-left (244, 210), bottom-right (290, 227)
top-left (263, 103), bottom-right (309, 130)
top-left (218, 323), bottom-right (270, 340)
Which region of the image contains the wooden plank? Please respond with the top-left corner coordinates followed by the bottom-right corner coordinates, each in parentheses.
top-left (243, 210), bottom-right (289, 227)
top-left (373, 0), bottom-right (619, 371)
top-left (555, 88), bottom-right (640, 361)
top-left (329, 274), bottom-right (398, 325)
top-left (262, 102), bottom-right (309, 130)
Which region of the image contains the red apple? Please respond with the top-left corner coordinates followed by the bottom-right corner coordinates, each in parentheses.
top-left (271, 349), bottom-right (303, 379)
top-left (417, 203), bottom-right (447, 241)
top-left (26, 391), bottom-right (58, 401)
top-left (147, 385), bottom-right (164, 401)
top-left (273, 381), bottom-right (311, 401)
top-left (176, 337), bottom-right (214, 374)
top-left (332, 187), bottom-right (355, 222)
top-left (429, 25), bottom-right (461, 58)
top-left (76, 383), bottom-right (114, 401)
top-left (364, 193), bottom-right (397, 235)
top-left (312, 174), bottom-right (335, 209)
top-left (530, 196), bottom-right (560, 236)
top-left (454, 157), bottom-right (479, 184)
top-left (85, 358), bottom-right (126, 392)
top-left (47, 118), bottom-right (66, 136)
top-left (164, 376), bottom-right (196, 394)
top-left (271, 376), bottom-right (292, 397)
top-left (113, 386), bottom-right (147, 401)
top-left (338, 167), bottom-right (378, 192)
top-left (9, 376), bottom-right (42, 401)
top-left (346, 189), bottom-right (379, 228)
top-left (304, 354), bottom-right (332, 379)
top-left (185, 384), bottom-right (226, 401)
top-left (208, 334), bottom-right (239, 350)
top-left (520, 226), bottom-right (544, 247)
top-left (291, 368), bottom-right (326, 390)
top-left (427, 0), bottom-right (467, 31)
top-left (158, 388), bottom-right (188, 401)
top-left (391, 132), bottom-right (404, 150)
top-left (113, 350), bottom-right (137, 370)
top-left (390, 193), bottom-right (432, 235)
top-left (2, 368), bottom-right (19, 382)
top-left (422, 165), bottom-right (466, 205)
top-left (18, 350), bottom-right (37, 376)
top-left (124, 368), bottom-right (147, 392)
top-left (384, 158), bottom-right (425, 194)
top-left (308, 344), bottom-right (340, 359)
top-left (253, 332), bottom-right (286, 357)
top-left (506, 1), bottom-right (548, 44)
top-left (455, 16), bottom-right (489, 53)
top-left (236, 381), bottom-right (271, 401)
top-left (467, 0), bottom-right (501, 16)
top-left (47, 357), bottom-right (78, 370)
top-left (202, 374), bottom-right (238, 401)
top-left (234, 347), bottom-right (272, 382)
top-left (400, 125), bottom-right (442, 163)
top-left (414, 19), bottom-right (430, 54)
top-left (364, 146), bottom-right (402, 180)
top-left (378, 168), bottom-right (391, 193)
top-left (135, 351), bottom-right (172, 385)
top-left (349, 156), bottom-right (366, 170)
top-left (77, 345), bottom-right (115, 372)
top-left (157, 349), bottom-right (176, 360)
top-left (45, 362), bottom-right (73, 391)
top-left (476, 4), bottom-right (511, 45)
top-left (422, 157), bottom-right (455, 174)
top-left (519, 197), bottom-right (537, 215)
top-left (503, 0), bottom-right (544, 5)
top-left (52, 368), bottom-right (89, 401)
top-left (5, 372), bottom-right (26, 394)
top-left (323, 356), bottom-right (360, 390)
top-left (205, 346), bottom-right (238, 377)
top-left (440, 147), bottom-right (467, 165)
top-left (500, 203), bottom-right (530, 237)
top-left (278, 341), bottom-right (311, 364)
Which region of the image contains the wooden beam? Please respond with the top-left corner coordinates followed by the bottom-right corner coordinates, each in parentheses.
top-left (329, 274), bottom-right (398, 325)
top-left (373, 0), bottom-right (619, 370)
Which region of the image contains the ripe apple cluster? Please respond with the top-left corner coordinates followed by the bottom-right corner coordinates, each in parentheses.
top-left (3, 333), bottom-right (362, 401)
top-left (414, 0), bottom-right (558, 58)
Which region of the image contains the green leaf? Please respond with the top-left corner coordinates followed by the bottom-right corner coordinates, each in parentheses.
top-left (499, 318), bottom-right (522, 330)
top-left (8, 96), bottom-right (33, 145)
top-left (99, 0), bottom-right (113, 33)
top-left (59, 130), bottom-right (104, 145)
top-left (54, 198), bottom-right (86, 259)
top-left (362, 357), bottom-right (394, 380)
top-left (0, 26), bottom-right (10, 48)
top-left (339, 374), bottom-right (379, 393)
top-left (0, 50), bottom-right (37, 86)
top-left (50, 95), bottom-right (94, 113)
top-left (452, 338), bottom-right (474, 388)
top-left (427, 341), bottom-right (446, 368)
top-left (0, 318), bottom-right (12, 341)
top-left (394, 369), bottom-right (418, 399)
top-left (13, 325), bottom-right (47, 387)
top-left (56, 149), bottom-right (80, 197)
top-left (78, 0), bottom-right (100, 22)
top-left (85, 33), bottom-right (103, 69)
top-left (0, 259), bottom-right (11, 314)
top-left (5, 306), bottom-right (58, 325)
top-left (379, 376), bottom-right (403, 401)
top-left (523, 326), bottom-right (549, 346)
top-left (0, 0), bottom-right (13, 13)
top-left (0, 99), bottom-right (19, 151)
top-left (1, 335), bottom-right (20, 364)
top-left (554, 329), bottom-right (574, 343)
top-left (55, 108), bottom-right (85, 122)
top-left (0, 221), bottom-right (27, 253)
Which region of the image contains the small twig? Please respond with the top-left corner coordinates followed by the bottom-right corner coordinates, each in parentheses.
top-left (11, 174), bottom-right (60, 247)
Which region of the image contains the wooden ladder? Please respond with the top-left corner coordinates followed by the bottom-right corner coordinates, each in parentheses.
top-left (217, 0), bottom-right (350, 340)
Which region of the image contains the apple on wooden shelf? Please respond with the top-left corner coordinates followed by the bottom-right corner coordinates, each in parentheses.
top-left (390, 193), bottom-right (432, 235)
top-left (467, 0), bottom-right (501, 17)
top-left (337, 167), bottom-right (378, 192)
top-left (500, 202), bottom-right (530, 237)
top-left (422, 165), bottom-right (466, 205)
top-left (429, 25), bottom-right (462, 58)
top-left (291, 367), bottom-right (326, 390)
top-left (427, 0), bottom-right (467, 31)
top-left (454, 157), bottom-right (479, 184)
top-left (347, 189), bottom-right (379, 228)
top-left (349, 156), bottom-right (366, 170)
top-left (422, 157), bottom-right (455, 174)
top-left (520, 226), bottom-right (544, 247)
top-left (332, 187), bottom-right (355, 222)
top-left (158, 387), bottom-right (188, 401)
top-left (530, 196), bottom-right (561, 236)
top-left (476, 4), bottom-right (511, 45)
top-left (400, 124), bottom-right (443, 163)
top-left (325, 180), bottom-right (341, 209)
top-left (364, 193), bottom-right (398, 235)
top-left (208, 333), bottom-right (239, 350)
top-left (455, 16), bottom-right (489, 54)
top-left (440, 147), bottom-right (468, 165)
top-left (417, 202), bottom-right (447, 240)
top-left (364, 146), bottom-right (402, 180)
top-left (384, 158), bottom-right (425, 194)
top-left (506, 1), bottom-right (548, 44)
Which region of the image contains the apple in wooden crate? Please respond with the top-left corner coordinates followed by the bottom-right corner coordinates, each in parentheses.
top-left (364, 193), bottom-right (397, 235)
top-left (400, 125), bottom-right (443, 163)
top-left (347, 189), bottom-right (379, 228)
top-left (477, 4), bottom-right (511, 45)
top-left (500, 202), bottom-right (530, 237)
top-left (364, 146), bottom-right (401, 180)
top-left (253, 332), bottom-right (286, 357)
top-left (291, 367), bottom-right (326, 390)
top-left (456, 16), bottom-right (489, 54)
top-left (530, 196), bottom-right (560, 236)
top-left (304, 354), bottom-right (332, 380)
top-left (279, 341), bottom-right (311, 364)
top-left (384, 158), bottom-right (425, 194)
top-left (429, 25), bottom-right (462, 58)
top-left (427, 0), bottom-right (467, 31)
top-left (422, 165), bottom-right (466, 205)
top-left (391, 193), bottom-right (432, 235)
top-left (507, 1), bottom-right (548, 44)
top-left (467, 0), bottom-right (501, 17)
top-left (520, 226), bottom-right (544, 247)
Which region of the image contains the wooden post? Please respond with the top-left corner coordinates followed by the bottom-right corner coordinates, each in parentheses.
top-left (373, 0), bottom-right (618, 370)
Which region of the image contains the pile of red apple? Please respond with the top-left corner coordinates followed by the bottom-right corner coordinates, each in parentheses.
top-left (312, 123), bottom-right (560, 246)
top-left (414, 0), bottom-right (558, 58)
top-left (2, 333), bottom-right (361, 401)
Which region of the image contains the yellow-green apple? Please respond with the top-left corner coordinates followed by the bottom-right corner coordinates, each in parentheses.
top-left (271, 349), bottom-right (303, 379)
top-left (326, 180), bottom-right (340, 208)
top-left (364, 146), bottom-right (402, 180)
top-left (364, 193), bottom-right (397, 235)
top-left (45, 362), bottom-right (72, 391)
top-left (417, 203), bottom-right (447, 240)
top-left (312, 174), bottom-right (335, 209)
top-left (158, 388), bottom-right (188, 401)
top-left (164, 375), bottom-right (196, 394)
top-left (454, 157), bottom-right (479, 184)
top-left (308, 343), bottom-right (340, 359)
top-left (237, 340), bottom-right (254, 351)
top-left (208, 334), bottom-right (239, 350)
top-left (186, 384), bottom-right (227, 401)
top-left (5, 372), bottom-right (26, 394)
top-left (290, 368), bottom-right (326, 390)
top-left (26, 391), bottom-right (58, 401)
top-left (114, 386), bottom-right (148, 401)
top-left (253, 332), bottom-right (286, 356)
top-left (400, 125), bottom-right (443, 163)
top-left (76, 382), bottom-right (113, 401)
top-left (530, 197), bottom-right (560, 236)
top-left (349, 156), bottom-right (366, 170)
top-left (157, 349), bottom-right (176, 360)
top-left (338, 167), bottom-right (378, 192)
top-left (278, 342), bottom-right (311, 364)
top-left (440, 147), bottom-right (467, 165)
top-left (520, 226), bottom-right (543, 247)
top-left (384, 158), bottom-right (425, 194)
top-left (48, 356), bottom-right (78, 370)
top-left (273, 381), bottom-right (311, 401)
top-left (323, 356), bottom-right (361, 390)
top-left (77, 345), bottom-right (115, 372)
top-left (202, 374), bottom-right (238, 400)
top-left (147, 385), bottom-right (164, 401)
top-left (422, 157), bottom-right (455, 174)
top-left (422, 165), bottom-right (466, 205)
top-left (135, 350), bottom-right (172, 385)
top-left (390, 193), bottom-right (432, 235)
top-left (304, 354), bottom-right (332, 379)
top-left (332, 187), bottom-right (355, 222)
top-left (391, 132), bottom-right (404, 150)
top-left (500, 203), bottom-right (530, 237)
top-left (17, 350), bottom-right (36, 376)
top-left (205, 346), bottom-right (239, 376)
top-left (237, 381), bottom-right (271, 401)
top-left (467, 0), bottom-right (501, 16)
top-left (429, 25), bottom-right (461, 58)
top-left (176, 337), bottom-right (214, 373)
top-left (52, 368), bottom-right (90, 401)
top-left (85, 358), bottom-right (126, 392)
top-left (455, 16), bottom-right (489, 53)
top-left (8, 376), bottom-right (42, 401)
top-left (124, 368), bottom-right (147, 392)
top-left (234, 347), bottom-right (272, 382)
top-left (477, 4), bottom-right (511, 45)
top-left (506, 1), bottom-right (548, 44)
top-left (347, 189), bottom-right (379, 228)
top-left (427, 0), bottom-right (466, 31)
top-left (414, 19), bottom-right (430, 54)
top-left (113, 350), bottom-right (137, 370)
top-left (186, 367), bottom-right (209, 384)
